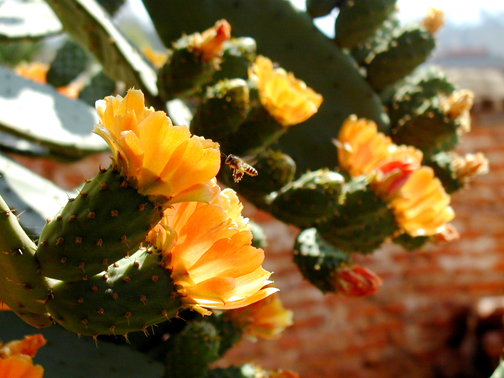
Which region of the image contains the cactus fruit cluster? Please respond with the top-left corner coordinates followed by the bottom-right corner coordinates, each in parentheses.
top-left (0, 0), bottom-right (490, 376)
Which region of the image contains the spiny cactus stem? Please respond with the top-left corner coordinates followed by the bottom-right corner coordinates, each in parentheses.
top-left (0, 194), bottom-right (54, 329)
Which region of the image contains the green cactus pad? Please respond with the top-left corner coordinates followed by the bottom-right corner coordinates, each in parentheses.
top-left (78, 71), bottom-right (117, 107)
top-left (46, 250), bottom-right (180, 336)
top-left (191, 79), bottom-right (250, 144)
top-left (366, 25), bottom-right (436, 90)
top-left (209, 38), bottom-right (257, 84)
top-left (424, 152), bottom-right (464, 194)
top-left (390, 101), bottom-right (459, 158)
top-left (143, 0), bottom-right (389, 173)
top-left (335, 0), bottom-right (397, 50)
top-left (46, 39), bottom-right (89, 88)
top-left (317, 176), bottom-right (397, 253)
top-left (1, 311), bottom-right (165, 378)
top-left (163, 320), bottom-right (220, 378)
top-left (270, 169), bottom-right (344, 228)
top-left (249, 221), bottom-right (267, 249)
top-left (207, 311), bottom-right (243, 358)
top-left (293, 228), bottom-right (352, 293)
top-left (350, 15), bottom-right (400, 66)
top-left (36, 165), bottom-right (163, 281)
top-left (0, 0), bottom-right (62, 41)
top-left (0, 194), bottom-right (53, 329)
top-left (386, 66), bottom-right (455, 127)
top-left (0, 66), bottom-right (108, 161)
top-left (45, 0), bottom-right (161, 108)
top-left (306, 0), bottom-right (340, 18)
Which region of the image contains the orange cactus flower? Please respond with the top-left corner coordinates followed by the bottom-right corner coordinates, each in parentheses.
top-left (14, 62), bottom-right (49, 85)
top-left (249, 55), bottom-right (323, 127)
top-left (188, 19), bottom-right (231, 62)
top-left (388, 167), bottom-right (455, 237)
top-left (333, 265), bottom-right (382, 297)
top-left (94, 88), bottom-right (221, 206)
top-left (153, 181), bottom-right (277, 315)
top-left (226, 293), bottom-right (293, 340)
top-left (0, 335), bottom-right (46, 378)
top-left (335, 115), bottom-right (396, 177)
top-left (14, 61), bottom-right (83, 99)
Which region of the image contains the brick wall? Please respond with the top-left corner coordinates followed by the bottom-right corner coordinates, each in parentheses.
top-left (9, 113), bottom-right (503, 378)
top-left (216, 114), bottom-right (504, 378)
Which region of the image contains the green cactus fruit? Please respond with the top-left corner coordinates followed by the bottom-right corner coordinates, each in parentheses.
top-left (36, 165), bottom-right (163, 281)
top-left (46, 39), bottom-right (89, 88)
top-left (293, 227), bottom-right (352, 293)
top-left (78, 71), bottom-right (117, 107)
top-left (385, 66), bottom-right (455, 126)
top-left (207, 311), bottom-right (243, 358)
top-left (163, 320), bottom-right (220, 378)
top-left (158, 35), bottom-right (219, 101)
top-left (210, 38), bottom-right (257, 84)
top-left (249, 221), bottom-right (267, 249)
top-left (191, 79), bottom-right (250, 145)
top-left (392, 232), bottom-right (429, 251)
top-left (424, 152), bottom-right (464, 194)
top-left (390, 100), bottom-right (459, 158)
top-left (220, 149), bottom-right (296, 205)
top-left (350, 15), bottom-right (400, 66)
top-left (97, 0), bottom-right (126, 15)
top-left (365, 24), bottom-right (436, 91)
top-left (0, 195), bottom-right (53, 329)
top-left (306, 0), bottom-right (341, 18)
top-left (317, 175), bottom-right (397, 253)
top-left (206, 365), bottom-right (260, 378)
top-left (335, 0), bottom-right (397, 50)
top-left (46, 250), bottom-right (180, 336)
top-left (270, 169), bottom-right (345, 228)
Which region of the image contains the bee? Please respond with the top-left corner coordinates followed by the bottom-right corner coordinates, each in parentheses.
top-left (224, 154), bottom-right (258, 183)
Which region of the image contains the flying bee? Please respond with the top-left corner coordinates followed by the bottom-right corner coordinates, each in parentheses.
top-left (223, 154), bottom-right (258, 183)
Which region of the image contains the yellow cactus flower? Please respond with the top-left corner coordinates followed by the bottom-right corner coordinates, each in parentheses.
top-left (442, 89), bottom-right (474, 134)
top-left (0, 335), bottom-right (46, 378)
top-left (225, 293), bottom-right (293, 340)
top-left (452, 152), bottom-right (489, 185)
top-left (249, 55), bottom-right (323, 127)
top-left (336, 116), bottom-right (423, 177)
top-left (94, 88), bottom-right (221, 206)
top-left (336, 115), bottom-right (454, 237)
top-left (422, 7), bottom-right (445, 34)
top-left (152, 181), bottom-right (277, 315)
top-left (388, 167), bottom-right (455, 236)
top-left (188, 19), bottom-right (231, 62)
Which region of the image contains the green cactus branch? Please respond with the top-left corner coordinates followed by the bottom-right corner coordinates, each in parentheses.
top-left (0, 193), bottom-right (53, 329)
top-left (44, 0), bottom-right (163, 109)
